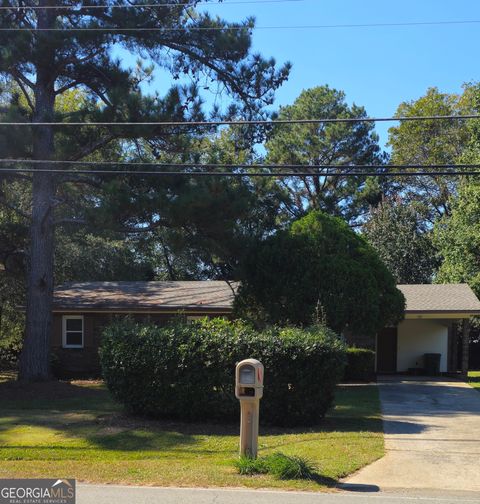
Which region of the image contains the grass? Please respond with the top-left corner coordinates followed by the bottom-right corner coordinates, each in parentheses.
top-left (468, 370), bottom-right (480, 391)
top-left (0, 372), bottom-right (384, 491)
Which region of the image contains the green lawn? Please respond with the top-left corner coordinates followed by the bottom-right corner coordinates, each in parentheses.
top-left (0, 373), bottom-right (383, 490)
top-left (469, 371), bottom-right (480, 391)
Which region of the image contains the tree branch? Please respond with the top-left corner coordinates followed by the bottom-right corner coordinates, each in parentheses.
top-left (158, 236), bottom-right (176, 280)
top-left (59, 175), bottom-right (103, 188)
top-left (54, 218), bottom-right (87, 227)
top-left (164, 41), bottom-right (254, 101)
top-left (10, 68), bottom-right (35, 90)
top-left (224, 279), bottom-right (238, 298)
top-left (69, 133), bottom-right (116, 161)
top-left (55, 80), bottom-right (80, 96)
top-left (11, 71), bottom-right (35, 113)
top-left (92, 87), bottom-right (114, 108)
top-left (54, 47), bottom-right (104, 77)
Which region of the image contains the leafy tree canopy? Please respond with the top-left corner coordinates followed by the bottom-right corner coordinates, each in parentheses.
top-left (434, 179), bottom-right (480, 297)
top-left (388, 85), bottom-right (479, 222)
top-left (363, 197), bottom-right (437, 284)
top-left (235, 210), bottom-right (405, 336)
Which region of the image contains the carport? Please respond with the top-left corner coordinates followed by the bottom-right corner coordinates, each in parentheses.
top-left (376, 284), bottom-right (480, 376)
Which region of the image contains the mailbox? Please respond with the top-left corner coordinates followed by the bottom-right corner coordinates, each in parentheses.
top-left (235, 359), bottom-right (263, 400)
top-left (235, 359), bottom-right (264, 458)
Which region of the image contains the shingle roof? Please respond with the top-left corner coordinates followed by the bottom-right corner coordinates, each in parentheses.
top-left (53, 281), bottom-right (236, 312)
top-left (397, 284), bottom-right (480, 314)
top-left (53, 281), bottom-right (480, 315)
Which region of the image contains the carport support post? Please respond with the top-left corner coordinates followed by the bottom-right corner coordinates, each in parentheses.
top-left (461, 319), bottom-right (470, 379)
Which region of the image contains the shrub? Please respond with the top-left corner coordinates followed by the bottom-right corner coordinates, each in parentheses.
top-left (235, 210), bottom-right (405, 335)
top-left (235, 453), bottom-right (317, 480)
top-left (100, 318), bottom-right (346, 427)
top-left (0, 325), bottom-right (23, 371)
top-left (0, 305), bottom-right (25, 370)
top-left (0, 343), bottom-right (21, 370)
top-left (344, 348), bottom-right (375, 382)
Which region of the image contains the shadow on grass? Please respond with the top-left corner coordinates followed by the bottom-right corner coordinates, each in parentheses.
top-left (0, 380), bottom-right (383, 456)
top-left (0, 376), bottom-right (118, 411)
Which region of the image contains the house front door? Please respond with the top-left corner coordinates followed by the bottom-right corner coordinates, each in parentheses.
top-left (377, 327), bottom-right (398, 373)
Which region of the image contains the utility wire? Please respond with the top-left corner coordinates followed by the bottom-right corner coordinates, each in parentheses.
top-left (2, 159), bottom-right (480, 170)
top-left (1, 0), bottom-right (305, 9)
top-left (3, 20), bottom-right (480, 31)
top-left (0, 167), bottom-right (479, 177)
top-left (1, 114), bottom-right (479, 127)
top-left (1, 159), bottom-right (479, 177)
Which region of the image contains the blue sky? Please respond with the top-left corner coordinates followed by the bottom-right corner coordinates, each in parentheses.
top-left (120, 0), bottom-right (480, 149)
top-left (200, 0), bottom-right (480, 148)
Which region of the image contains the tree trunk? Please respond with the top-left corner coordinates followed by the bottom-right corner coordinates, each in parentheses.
top-left (18, 1), bottom-right (56, 381)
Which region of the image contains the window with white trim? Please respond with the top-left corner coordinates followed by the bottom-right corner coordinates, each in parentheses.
top-left (62, 315), bottom-right (84, 348)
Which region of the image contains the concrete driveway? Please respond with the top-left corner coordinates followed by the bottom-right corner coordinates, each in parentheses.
top-left (343, 377), bottom-right (480, 492)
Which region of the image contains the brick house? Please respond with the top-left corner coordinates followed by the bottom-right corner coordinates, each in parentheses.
top-left (51, 281), bottom-right (480, 377)
top-left (51, 281), bottom-right (235, 376)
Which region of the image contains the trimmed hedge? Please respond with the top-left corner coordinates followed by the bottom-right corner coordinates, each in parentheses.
top-left (100, 318), bottom-right (346, 427)
top-left (344, 348), bottom-right (375, 382)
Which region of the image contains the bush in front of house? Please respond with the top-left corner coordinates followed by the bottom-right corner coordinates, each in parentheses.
top-left (344, 348), bottom-right (375, 382)
top-left (99, 318), bottom-right (347, 427)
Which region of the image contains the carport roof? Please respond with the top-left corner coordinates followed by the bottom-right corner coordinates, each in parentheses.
top-left (398, 283), bottom-right (480, 314)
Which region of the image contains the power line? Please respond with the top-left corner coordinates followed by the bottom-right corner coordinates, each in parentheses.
top-left (1, 158), bottom-right (480, 178)
top-left (0, 0), bottom-right (304, 9)
top-left (1, 167), bottom-right (479, 177)
top-left (3, 159), bottom-right (480, 170)
top-left (1, 114), bottom-right (479, 127)
top-left (3, 19), bottom-right (480, 31)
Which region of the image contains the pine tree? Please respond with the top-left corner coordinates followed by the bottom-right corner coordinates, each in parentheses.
top-left (0, 0), bottom-right (289, 380)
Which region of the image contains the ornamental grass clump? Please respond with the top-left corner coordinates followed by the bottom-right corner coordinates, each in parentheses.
top-left (235, 453), bottom-right (318, 480)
